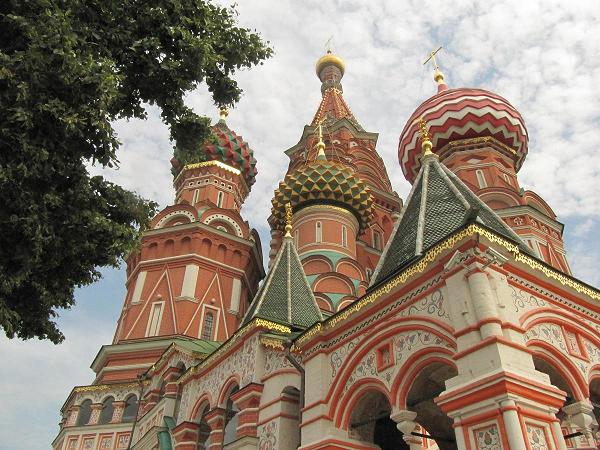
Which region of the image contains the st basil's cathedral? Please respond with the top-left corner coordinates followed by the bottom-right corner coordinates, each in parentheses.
top-left (53, 49), bottom-right (600, 450)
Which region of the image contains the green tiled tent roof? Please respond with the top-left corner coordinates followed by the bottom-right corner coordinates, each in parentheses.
top-left (243, 235), bottom-right (323, 330)
top-left (371, 154), bottom-right (532, 286)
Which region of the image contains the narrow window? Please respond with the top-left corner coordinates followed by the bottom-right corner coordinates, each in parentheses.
top-left (373, 231), bottom-right (382, 250)
top-left (315, 221), bottom-right (322, 243)
top-left (201, 311), bottom-right (215, 340)
top-left (342, 225), bottom-right (348, 247)
top-left (122, 395), bottom-right (138, 423)
top-left (192, 189), bottom-right (200, 205)
top-left (146, 302), bottom-right (163, 337)
top-left (217, 191), bottom-right (224, 208)
top-left (476, 169), bottom-right (487, 188)
top-left (76, 400), bottom-right (92, 426)
top-left (503, 173), bottom-right (511, 186)
top-left (98, 396), bottom-right (115, 425)
top-left (131, 271), bottom-right (147, 304)
top-left (294, 229), bottom-right (299, 248)
top-left (366, 268), bottom-right (372, 281)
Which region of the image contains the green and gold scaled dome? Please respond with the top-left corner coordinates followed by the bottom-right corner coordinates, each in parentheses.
top-left (270, 159), bottom-right (373, 232)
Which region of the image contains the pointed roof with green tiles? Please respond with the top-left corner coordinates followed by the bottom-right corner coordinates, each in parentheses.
top-left (242, 233), bottom-right (323, 330)
top-left (370, 152), bottom-right (533, 286)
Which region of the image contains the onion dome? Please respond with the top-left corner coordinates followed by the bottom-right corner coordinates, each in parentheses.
top-left (316, 50), bottom-right (345, 78)
top-left (270, 158), bottom-right (373, 232)
top-left (398, 88), bottom-right (528, 183)
top-left (171, 112), bottom-right (257, 186)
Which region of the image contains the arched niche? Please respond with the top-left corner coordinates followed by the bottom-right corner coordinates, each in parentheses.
top-left (348, 390), bottom-right (406, 449)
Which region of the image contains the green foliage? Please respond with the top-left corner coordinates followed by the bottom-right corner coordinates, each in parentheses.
top-left (0, 0), bottom-right (272, 342)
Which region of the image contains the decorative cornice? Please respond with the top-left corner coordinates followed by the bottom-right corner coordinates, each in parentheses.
top-left (178, 318), bottom-right (291, 385)
top-left (73, 381), bottom-right (144, 394)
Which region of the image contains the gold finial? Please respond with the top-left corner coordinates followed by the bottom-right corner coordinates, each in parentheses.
top-left (219, 107), bottom-right (229, 121)
top-left (418, 118), bottom-right (434, 156)
top-left (315, 119), bottom-right (326, 160)
top-left (423, 46), bottom-right (445, 85)
top-left (284, 203), bottom-right (293, 237)
top-left (325, 36), bottom-right (334, 53)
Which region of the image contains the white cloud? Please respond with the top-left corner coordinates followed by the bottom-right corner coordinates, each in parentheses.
top-left (4, 1), bottom-right (600, 448)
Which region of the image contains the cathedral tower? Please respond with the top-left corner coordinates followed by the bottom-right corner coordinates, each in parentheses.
top-left (268, 51), bottom-right (402, 313)
top-left (397, 64), bottom-right (571, 273)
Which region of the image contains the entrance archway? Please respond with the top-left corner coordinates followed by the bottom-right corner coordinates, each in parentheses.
top-left (405, 362), bottom-right (458, 450)
top-left (348, 390), bottom-right (407, 450)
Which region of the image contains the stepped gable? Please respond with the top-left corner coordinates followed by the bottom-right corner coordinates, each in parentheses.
top-left (371, 152), bottom-right (532, 286)
top-left (243, 232), bottom-right (323, 330)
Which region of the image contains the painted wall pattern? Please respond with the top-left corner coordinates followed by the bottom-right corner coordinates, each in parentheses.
top-left (526, 424), bottom-right (549, 450)
top-left (179, 334), bottom-right (258, 422)
top-left (264, 349), bottom-right (295, 376)
top-left (510, 286), bottom-right (548, 313)
top-left (258, 420), bottom-right (277, 450)
top-left (73, 385), bottom-right (140, 406)
top-left (474, 425), bottom-right (502, 450)
top-left (329, 288), bottom-right (448, 381)
top-left (343, 329), bottom-right (454, 393)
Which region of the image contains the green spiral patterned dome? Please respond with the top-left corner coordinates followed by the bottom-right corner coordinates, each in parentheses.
top-left (270, 159), bottom-right (373, 232)
top-left (171, 120), bottom-right (257, 186)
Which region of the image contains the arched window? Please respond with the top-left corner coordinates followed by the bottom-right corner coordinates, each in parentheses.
top-left (201, 311), bottom-right (215, 340)
top-left (341, 225), bottom-right (348, 247)
top-left (76, 399), bottom-right (92, 426)
top-left (223, 386), bottom-right (240, 446)
top-left (98, 396), bottom-right (114, 425)
top-left (476, 169), bottom-right (487, 188)
top-left (217, 191), bottom-right (224, 208)
top-left (122, 395), bottom-right (138, 423)
top-left (503, 173), bottom-right (511, 186)
top-left (315, 221), bottom-right (322, 243)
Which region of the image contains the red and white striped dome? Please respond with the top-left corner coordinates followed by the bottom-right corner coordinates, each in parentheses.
top-left (398, 88), bottom-right (528, 183)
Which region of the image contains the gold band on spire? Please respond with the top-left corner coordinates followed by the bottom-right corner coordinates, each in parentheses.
top-left (418, 118), bottom-right (434, 156)
top-left (284, 203), bottom-right (293, 237)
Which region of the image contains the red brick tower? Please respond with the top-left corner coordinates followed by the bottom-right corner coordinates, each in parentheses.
top-left (103, 110), bottom-right (265, 384)
top-left (268, 51), bottom-right (402, 313)
top-left (398, 66), bottom-right (571, 274)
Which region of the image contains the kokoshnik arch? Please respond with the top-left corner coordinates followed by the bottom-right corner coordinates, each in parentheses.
top-left (53, 48), bottom-right (600, 450)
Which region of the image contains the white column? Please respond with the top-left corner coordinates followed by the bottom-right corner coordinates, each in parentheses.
top-left (500, 400), bottom-right (527, 450)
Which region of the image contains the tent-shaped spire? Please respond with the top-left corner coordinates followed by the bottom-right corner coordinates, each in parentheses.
top-left (312, 50), bottom-right (364, 131)
top-left (243, 210), bottom-right (323, 329)
top-left (371, 151), bottom-right (532, 286)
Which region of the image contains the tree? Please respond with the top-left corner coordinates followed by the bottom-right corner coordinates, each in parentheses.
top-left (0, 0), bottom-right (272, 343)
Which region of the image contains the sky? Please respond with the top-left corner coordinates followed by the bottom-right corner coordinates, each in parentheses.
top-left (2, 1), bottom-right (600, 449)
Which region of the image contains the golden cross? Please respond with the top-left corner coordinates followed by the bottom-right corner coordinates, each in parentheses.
top-left (423, 46), bottom-right (443, 70)
top-left (325, 36), bottom-right (334, 53)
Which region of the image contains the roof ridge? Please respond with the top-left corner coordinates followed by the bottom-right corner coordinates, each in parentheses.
top-left (370, 154), bottom-right (532, 286)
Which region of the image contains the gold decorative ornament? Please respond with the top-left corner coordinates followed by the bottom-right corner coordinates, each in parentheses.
top-left (316, 50), bottom-right (345, 77)
top-left (219, 107), bottom-right (229, 120)
top-left (423, 46), bottom-right (445, 85)
top-left (182, 160), bottom-right (241, 176)
top-left (418, 118), bottom-right (433, 156)
top-left (284, 202), bottom-right (293, 237)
